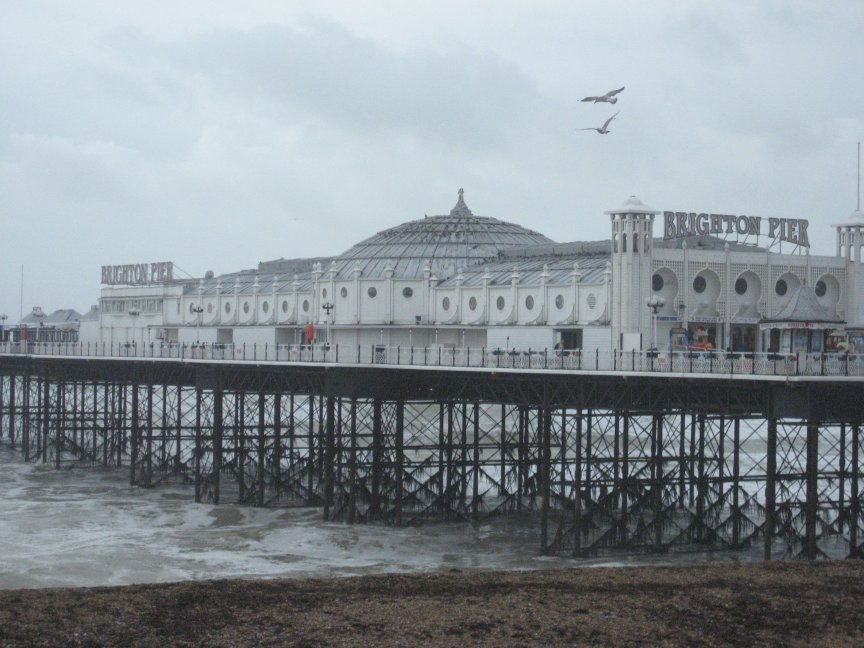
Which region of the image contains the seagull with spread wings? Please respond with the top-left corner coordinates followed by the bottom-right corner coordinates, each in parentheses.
top-left (576, 112), bottom-right (618, 134)
top-left (580, 86), bottom-right (625, 104)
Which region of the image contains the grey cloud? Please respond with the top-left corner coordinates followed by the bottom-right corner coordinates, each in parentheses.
top-left (151, 19), bottom-right (539, 151)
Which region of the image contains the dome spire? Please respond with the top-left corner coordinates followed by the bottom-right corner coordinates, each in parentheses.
top-left (450, 187), bottom-right (474, 217)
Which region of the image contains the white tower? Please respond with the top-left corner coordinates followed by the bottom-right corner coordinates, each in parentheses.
top-left (833, 208), bottom-right (864, 327)
top-left (606, 196), bottom-right (660, 350)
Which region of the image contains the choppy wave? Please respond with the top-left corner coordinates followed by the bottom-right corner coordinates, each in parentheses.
top-left (0, 446), bottom-right (760, 589)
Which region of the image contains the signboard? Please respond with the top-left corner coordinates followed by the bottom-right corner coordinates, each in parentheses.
top-left (102, 262), bottom-right (174, 286)
top-left (663, 211), bottom-right (809, 247)
top-left (670, 327), bottom-right (688, 352)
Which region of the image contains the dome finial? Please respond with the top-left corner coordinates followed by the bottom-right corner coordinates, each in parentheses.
top-left (450, 188), bottom-right (473, 217)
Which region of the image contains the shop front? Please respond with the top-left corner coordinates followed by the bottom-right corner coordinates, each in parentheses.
top-left (687, 319), bottom-right (721, 353)
top-left (730, 318), bottom-right (759, 353)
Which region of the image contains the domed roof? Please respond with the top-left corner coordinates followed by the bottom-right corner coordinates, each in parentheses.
top-left (833, 208), bottom-right (864, 228)
top-left (605, 195), bottom-right (659, 215)
top-left (334, 189), bottom-right (555, 278)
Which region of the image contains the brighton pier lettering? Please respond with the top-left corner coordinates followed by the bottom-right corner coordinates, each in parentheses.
top-left (101, 262), bottom-right (174, 285)
top-left (662, 212), bottom-right (809, 247)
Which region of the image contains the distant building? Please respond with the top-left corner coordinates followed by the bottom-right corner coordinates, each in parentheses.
top-left (13, 307), bottom-right (82, 343)
top-left (87, 190), bottom-right (864, 356)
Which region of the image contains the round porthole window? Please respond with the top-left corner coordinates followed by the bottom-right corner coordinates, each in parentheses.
top-left (652, 274), bottom-right (664, 292)
top-left (815, 280), bottom-right (827, 297)
top-left (340, 287), bottom-right (348, 298)
top-left (775, 279), bottom-right (788, 297)
top-left (262, 301), bottom-right (269, 313)
top-left (224, 302), bottom-right (231, 314)
top-left (587, 293), bottom-right (597, 309)
top-left (403, 287), bottom-right (413, 298)
top-left (496, 296), bottom-right (505, 311)
top-left (525, 296), bottom-right (534, 310)
top-left (442, 297), bottom-right (450, 311)
top-left (302, 299), bottom-right (310, 312)
top-left (281, 300), bottom-right (288, 313)
top-left (555, 294), bottom-right (564, 310)
top-left (243, 302), bottom-right (250, 314)
top-left (469, 296), bottom-right (477, 311)
top-left (735, 278), bottom-right (748, 295)
top-left (367, 287), bottom-right (377, 298)
top-left (693, 276), bottom-right (707, 294)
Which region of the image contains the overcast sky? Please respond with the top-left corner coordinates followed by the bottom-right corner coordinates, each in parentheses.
top-left (1, 1), bottom-right (862, 320)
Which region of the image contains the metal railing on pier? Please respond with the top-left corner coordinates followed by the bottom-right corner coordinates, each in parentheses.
top-left (2, 340), bottom-right (863, 377)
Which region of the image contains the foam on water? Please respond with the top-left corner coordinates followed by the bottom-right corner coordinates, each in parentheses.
top-left (0, 447), bottom-right (578, 588)
top-left (0, 446), bottom-right (759, 589)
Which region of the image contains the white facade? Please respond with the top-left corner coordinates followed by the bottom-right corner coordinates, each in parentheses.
top-left (87, 192), bottom-right (864, 356)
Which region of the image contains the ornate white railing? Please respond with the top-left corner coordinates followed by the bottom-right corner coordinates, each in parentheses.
top-left (1, 341), bottom-right (863, 377)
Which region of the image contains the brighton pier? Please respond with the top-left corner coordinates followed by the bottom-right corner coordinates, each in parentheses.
top-left (1, 345), bottom-right (862, 560)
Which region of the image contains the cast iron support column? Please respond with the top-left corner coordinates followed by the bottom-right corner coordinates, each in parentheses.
top-left (850, 422), bottom-right (860, 558)
top-left (273, 394), bottom-right (282, 492)
top-left (732, 417), bottom-right (741, 547)
top-left (0, 376), bottom-right (5, 445)
top-left (584, 409), bottom-right (593, 539)
top-left (307, 395), bottom-right (315, 499)
top-left (696, 413), bottom-right (706, 543)
top-left (257, 393), bottom-right (266, 507)
top-left (805, 418), bottom-right (819, 560)
top-left (678, 413), bottom-right (686, 508)
top-left (653, 413), bottom-right (664, 550)
top-left (764, 398), bottom-right (777, 560)
top-left (472, 402), bottom-right (480, 520)
top-left (145, 384), bottom-right (153, 487)
top-left (129, 384), bottom-right (139, 485)
top-left (194, 388), bottom-right (202, 503)
top-left (539, 404), bottom-right (552, 552)
top-left (348, 398), bottom-right (357, 524)
top-left (323, 396), bottom-right (336, 519)
top-left (438, 402), bottom-right (445, 513)
top-left (55, 379), bottom-right (64, 468)
top-left (839, 423), bottom-right (847, 535)
top-left (446, 402), bottom-right (454, 519)
top-left (7, 376), bottom-right (15, 450)
top-left (237, 394), bottom-right (246, 503)
top-left (499, 404), bottom-right (507, 497)
top-left (460, 402), bottom-right (468, 508)
top-left (371, 398), bottom-right (382, 520)
top-left (574, 407), bottom-right (583, 555)
top-left (621, 411), bottom-right (629, 545)
top-left (560, 410), bottom-right (569, 532)
top-left (395, 399), bottom-right (404, 525)
top-left (41, 378), bottom-right (49, 464)
top-left (212, 387), bottom-right (223, 505)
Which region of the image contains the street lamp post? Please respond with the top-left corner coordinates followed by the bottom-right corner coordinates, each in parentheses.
top-left (646, 294), bottom-right (666, 352)
top-left (321, 301), bottom-right (334, 346)
top-left (128, 308), bottom-right (140, 345)
top-left (0, 314), bottom-right (7, 342)
top-left (191, 305), bottom-right (204, 342)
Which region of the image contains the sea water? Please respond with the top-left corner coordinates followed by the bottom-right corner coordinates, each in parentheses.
top-left (0, 446), bottom-right (766, 589)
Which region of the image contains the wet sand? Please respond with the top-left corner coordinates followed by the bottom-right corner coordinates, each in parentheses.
top-left (1, 561), bottom-right (862, 647)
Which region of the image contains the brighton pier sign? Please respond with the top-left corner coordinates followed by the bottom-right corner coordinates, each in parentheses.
top-left (663, 211), bottom-right (809, 247)
top-left (101, 261), bottom-right (174, 286)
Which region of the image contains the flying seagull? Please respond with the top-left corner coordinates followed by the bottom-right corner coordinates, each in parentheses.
top-left (576, 112), bottom-right (618, 134)
top-left (580, 86), bottom-right (625, 104)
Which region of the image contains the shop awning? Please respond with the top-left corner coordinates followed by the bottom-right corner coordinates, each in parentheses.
top-left (760, 285), bottom-right (844, 330)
